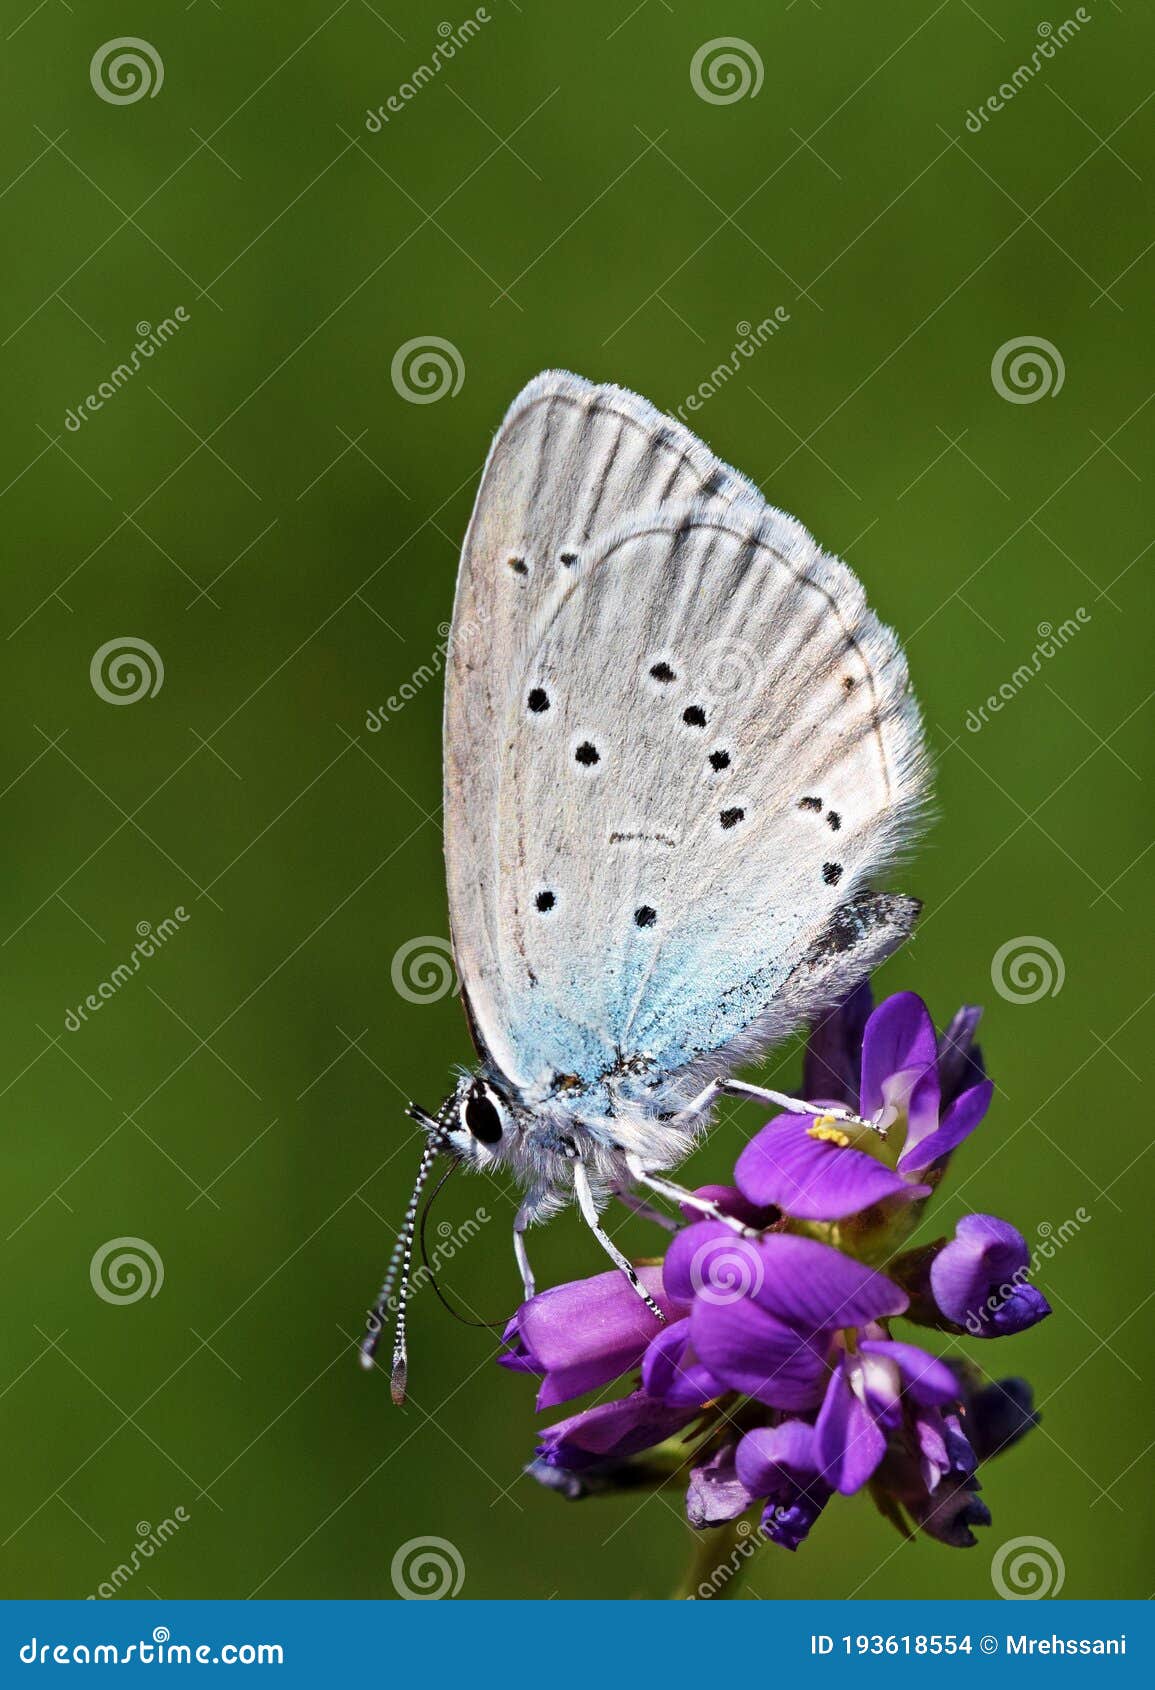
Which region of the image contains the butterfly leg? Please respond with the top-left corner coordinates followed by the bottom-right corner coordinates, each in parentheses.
top-left (721, 1079), bottom-right (883, 1136)
top-left (622, 1152), bottom-right (762, 1239)
top-left (513, 1198), bottom-right (536, 1301)
top-left (675, 1077), bottom-right (881, 1136)
top-left (614, 1184), bottom-right (680, 1233)
top-left (573, 1158), bottom-right (666, 1323)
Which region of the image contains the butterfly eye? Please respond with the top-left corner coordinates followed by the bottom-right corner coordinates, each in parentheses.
top-left (464, 1087), bottom-right (503, 1145)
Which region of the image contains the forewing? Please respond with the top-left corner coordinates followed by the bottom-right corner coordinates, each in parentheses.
top-left (444, 373), bottom-right (929, 1098)
top-left (444, 370), bottom-right (760, 1086)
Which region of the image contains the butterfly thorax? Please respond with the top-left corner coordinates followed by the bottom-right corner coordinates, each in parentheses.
top-left (436, 1068), bottom-right (705, 1215)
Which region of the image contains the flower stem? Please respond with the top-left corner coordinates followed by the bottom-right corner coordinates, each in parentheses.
top-left (672, 1516), bottom-right (757, 1600)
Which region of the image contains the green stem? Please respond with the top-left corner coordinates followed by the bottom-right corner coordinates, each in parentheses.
top-left (672, 1516), bottom-right (758, 1600)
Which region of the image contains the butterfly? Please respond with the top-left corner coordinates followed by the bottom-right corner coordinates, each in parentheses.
top-left (363, 371), bottom-right (930, 1401)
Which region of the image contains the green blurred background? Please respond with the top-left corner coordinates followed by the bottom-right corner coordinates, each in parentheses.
top-left (1, 0), bottom-right (1151, 1602)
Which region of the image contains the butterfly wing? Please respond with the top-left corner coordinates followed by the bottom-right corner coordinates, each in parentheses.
top-left (443, 372), bottom-right (929, 1107)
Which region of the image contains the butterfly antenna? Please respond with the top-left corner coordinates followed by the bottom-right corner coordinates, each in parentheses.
top-left (418, 1161), bottom-right (507, 1331)
top-left (360, 1120), bottom-right (444, 1402)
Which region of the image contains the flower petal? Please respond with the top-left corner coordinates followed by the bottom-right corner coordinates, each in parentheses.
top-left (859, 991), bottom-right (939, 1122)
top-left (641, 1319), bottom-right (723, 1408)
top-left (899, 1079), bottom-right (994, 1174)
top-left (859, 1339), bottom-right (960, 1407)
top-left (748, 1235), bottom-right (908, 1332)
top-left (914, 1473), bottom-right (991, 1547)
top-left (504, 1265), bottom-right (676, 1409)
top-left (686, 1442), bottom-right (758, 1527)
top-left (815, 1363), bottom-right (888, 1494)
top-left (965, 1377), bottom-right (1040, 1460)
top-left (929, 1213), bottom-right (1051, 1336)
top-left (535, 1390), bottom-right (698, 1471)
top-left (735, 1420), bottom-right (819, 1494)
top-left (937, 1005), bottom-right (986, 1110)
top-left (802, 981), bottom-right (873, 1109)
top-left (689, 1296), bottom-right (829, 1410)
top-left (682, 1184), bottom-right (774, 1228)
top-left (760, 1489), bottom-right (830, 1551)
top-left (663, 1221), bottom-right (732, 1305)
top-left (736, 1113), bottom-right (912, 1221)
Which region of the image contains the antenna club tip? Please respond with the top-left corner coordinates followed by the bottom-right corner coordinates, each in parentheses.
top-left (390, 1356), bottom-right (408, 1406)
top-left (358, 1348), bottom-right (376, 1372)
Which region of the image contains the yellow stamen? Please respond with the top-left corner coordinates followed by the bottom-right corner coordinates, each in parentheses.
top-left (808, 1116), bottom-right (851, 1148)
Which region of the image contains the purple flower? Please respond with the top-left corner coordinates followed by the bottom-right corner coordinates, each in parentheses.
top-left (735, 1421), bottom-right (832, 1550)
top-left (534, 1389), bottom-right (699, 1473)
top-left (965, 1376), bottom-right (1040, 1460)
top-left (499, 1265), bottom-right (684, 1409)
top-left (815, 1336), bottom-right (960, 1494)
top-left (505, 986), bottom-right (1048, 1560)
top-left (686, 1441), bottom-right (758, 1527)
top-left (734, 991), bottom-right (994, 1224)
top-left (931, 1215), bottom-right (1052, 1336)
top-left (658, 1224), bottom-right (908, 1412)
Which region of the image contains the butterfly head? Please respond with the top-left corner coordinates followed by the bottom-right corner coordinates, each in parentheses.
top-left (419, 1074), bottom-right (510, 1169)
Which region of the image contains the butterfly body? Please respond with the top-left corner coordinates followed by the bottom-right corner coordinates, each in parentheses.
top-left (364, 371), bottom-right (930, 1388)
